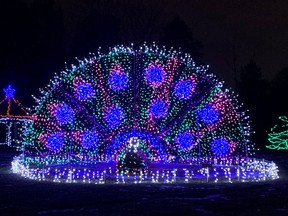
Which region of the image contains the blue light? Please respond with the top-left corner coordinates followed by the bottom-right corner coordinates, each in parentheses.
top-left (175, 131), bottom-right (194, 149)
top-left (3, 85), bottom-right (15, 98)
top-left (174, 80), bottom-right (193, 99)
top-left (145, 66), bottom-right (165, 86)
top-left (197, 105), bottom-right (219, 124)
top-left (149, 99), bottom-right (168, 118)
top-left (105, 106), bottom-right (124, 128)
top-left (76, 83), bottom-right (94, 101)
top-left (109, 72), bottom-right (128, 91)
top-left (108, 129), bottom-right (167, 160)
top-left (211, 138), bottom-right (230, 157)
top-left (46, 132), bottom-right (64, 151)
top-left (82, 131), bottom-right (99, 149)
top-left (54, 104), bottom-right (74, 124)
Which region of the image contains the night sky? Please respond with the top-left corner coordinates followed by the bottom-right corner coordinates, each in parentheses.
top-left (1, 2), bottom-right (288, 215)
top-left (1, 0), bottom-right (288, 109)
top-left (179, 0), bottom-right (288, 79)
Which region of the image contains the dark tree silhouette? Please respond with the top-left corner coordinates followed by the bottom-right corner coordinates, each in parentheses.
top-left (113, 0), bottom-right (167, 45)
top-left (236, 59), bottom-right (271, 147)
top-left (161, 17), bottom-right (203, 63)
top-left (270, 67), bottom-right (288, 117)
top-left (29, 0), bottom-right (65, 66)
top-left (71, 11), bottom-right (121, 57)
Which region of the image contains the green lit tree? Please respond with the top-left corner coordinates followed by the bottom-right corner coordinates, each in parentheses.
top-left (266, 116), bottom-right (288, 150)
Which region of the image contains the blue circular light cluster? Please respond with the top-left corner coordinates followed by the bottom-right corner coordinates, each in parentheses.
top-left (82, 131), bottom-right (99, 149)
top-left (149, 99), bottom-right (168, 118)
top-left (53, 104), bottom-right (74, 124)
top-left (109, 71), bottom-right (128, 91)
top-left (174, 80), bottom-right (194, 99)
top-left (76, 83), bottom-right (95, 101)
top-left (197, 105), bottom-right (219, 124)
top-left (175, 131), bottom-right (194, 149)
top-left (145, 66), bottom-right (166, 86)
top-left (46, 132), bottom-right (64, 151)
top-left (211, 138), bottom-right (230, 157)
top-left (105, 106), bottom-right (124, 128)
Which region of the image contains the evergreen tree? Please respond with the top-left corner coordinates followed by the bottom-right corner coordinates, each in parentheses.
top-left (271, 67), bottom-right (288, 117)
top-left (236, 59), bottom-right (271, 147)
top-left (71, 10), bottom-right (121, 57)
top-left (161, 17), bottom-right (203, 63)
top-left (266, 116), bottom-right (288, 150)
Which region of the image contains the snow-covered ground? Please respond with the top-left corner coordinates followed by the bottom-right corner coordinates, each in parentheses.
top-left (0, 147), bottom-right (287, 216)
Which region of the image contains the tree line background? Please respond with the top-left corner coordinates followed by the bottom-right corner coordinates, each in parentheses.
top-left (0, 0), bottom-right (287, 149)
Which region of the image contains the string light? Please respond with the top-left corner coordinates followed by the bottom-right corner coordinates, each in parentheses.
top-left (175, 131), bottom-right (195, 149)
top-left (148, 99), bottom-right (169, 119)
top-left (45, 132), bottom-right (65, 151)
top-left (76, 83), bottom-right (95, 101)
top-left (12, 44), bottom-right (278, 183)
top-left (51, 103), bottom-right (74, 124)
top-left (4, 85), bottom-right (16, 98)
top-left (104, 105), bottom-right (125, 128)
top-left (174, 80), bottom-right (194, 99)
top-left (266, 116), bottom-right (288, 150)
top-left (109, 64), bottom-right (129, 91)
top-left (82, 131), bottom-right (99, 149)
top-left (197, 105), bottom-right (219, 124)
top-left (210, 137), bottom-right (230, 157)
top-left (0, 85), bottom-right (33, 147)
top-left (145, 63), bottom-right (166, 87)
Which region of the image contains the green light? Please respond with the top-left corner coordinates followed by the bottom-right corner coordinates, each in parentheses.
top-left (266, 116), bottom-right (288, 150)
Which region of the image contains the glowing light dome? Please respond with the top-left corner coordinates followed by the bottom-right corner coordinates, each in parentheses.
top-left (12, 44), bottom-right (279, 183)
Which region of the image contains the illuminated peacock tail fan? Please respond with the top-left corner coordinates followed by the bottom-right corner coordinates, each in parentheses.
top-left (23, 44), bottom-right (252, 166)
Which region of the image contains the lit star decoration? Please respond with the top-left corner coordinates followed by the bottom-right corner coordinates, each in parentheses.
top-left (3, 85), bottom-right (15, 98)
top-left (12, 43), bottom-right (279, 184)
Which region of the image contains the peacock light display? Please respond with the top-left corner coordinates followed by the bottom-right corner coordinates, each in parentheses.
top-left (12, 44), bottom-right (279, 183)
